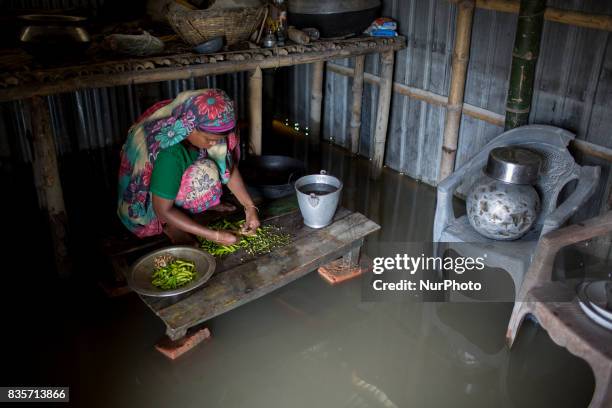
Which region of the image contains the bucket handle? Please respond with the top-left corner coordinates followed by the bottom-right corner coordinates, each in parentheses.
top-left (308, 193), bottom-right (319, 208)
top-left (320, 170), bottom-right (327, 175)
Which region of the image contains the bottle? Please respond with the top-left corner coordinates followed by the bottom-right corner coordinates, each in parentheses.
top-left (276, 29), bottom-right (285, 46)
top-left (262, 28), bottom-right (277, 48)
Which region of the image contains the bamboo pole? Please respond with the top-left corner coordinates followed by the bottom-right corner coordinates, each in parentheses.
top-left (28, 96), bottom-right (71, 277)
top-left (309, 61), bottom-right (325, 146)
top-left (327, 62), bottom-right (612, 164)
top-left (504, 0), bottom-right (546, 130)
top-left (439, 0), bottom-right (475, 182)
top-left (349, 55), bottom-right (365, 155)
top-left (370, 50), bottom-right (395, 179)
top-left (248, 66), bottom-right (263, 155)
top-left (464, 0), bottom-right (612, 32)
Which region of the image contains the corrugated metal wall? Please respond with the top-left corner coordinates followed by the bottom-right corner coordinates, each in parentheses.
top-left (0, 74), bottom-right (248, 212)
top-left (287, 0), bottom-right (612, 201)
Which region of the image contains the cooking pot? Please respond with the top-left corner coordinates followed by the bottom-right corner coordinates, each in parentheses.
top-left (19, 14), bottom-right (91, 59)
top-left (288, 0), bottom-right (381, 38)
top-left (241, 155), bottom-right (305, 199)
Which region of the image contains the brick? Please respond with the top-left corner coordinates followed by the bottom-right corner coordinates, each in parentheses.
top-left (155, 327), bottom-right (211, 360)
top-left (318, 255), bottom-right (371, 285)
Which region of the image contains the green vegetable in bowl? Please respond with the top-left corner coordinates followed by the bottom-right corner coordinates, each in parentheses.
top-left (151, 257), bottom-right (196, 290)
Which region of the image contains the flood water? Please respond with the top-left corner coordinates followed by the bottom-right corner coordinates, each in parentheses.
top-left (4, 132), bottom-right (596, 407)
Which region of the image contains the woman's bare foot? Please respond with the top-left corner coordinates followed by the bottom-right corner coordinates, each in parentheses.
top-left (209, 202), bottom-right (237, 212)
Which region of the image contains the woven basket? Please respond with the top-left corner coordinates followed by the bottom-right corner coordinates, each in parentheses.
top-left (167, 5), bottom-right (265, 46)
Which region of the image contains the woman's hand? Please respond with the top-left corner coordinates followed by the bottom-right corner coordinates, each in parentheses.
top-left (210, 229), bottom-right (239, 246)
top-left (227, 167), bottom-right (260, 235)
top-left (242, 207), bottom-right (260, 235)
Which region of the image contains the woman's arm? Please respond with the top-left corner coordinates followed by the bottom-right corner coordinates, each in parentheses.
top-left (227, 167), bottom-right (260, 232)
top-left (152, 194), bottom-right (238, 245)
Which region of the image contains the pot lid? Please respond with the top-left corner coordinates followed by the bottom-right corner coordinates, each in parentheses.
top-left (485, 146), bottom-right (542, 185)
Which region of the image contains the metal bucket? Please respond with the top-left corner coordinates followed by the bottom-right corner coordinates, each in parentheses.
top-left (295, 170), bottom-right (343, 228)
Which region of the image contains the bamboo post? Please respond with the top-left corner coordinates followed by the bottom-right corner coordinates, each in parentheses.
top-left (309, 61), bottom-right (325, 149)
top-left (370, 50), bottom-right (395, 179)
top-left (504, 0), bottom-right (546, 130)
top-left (439, 0), bottom-right (475, 182)
top-left (248, 66), bottom-right (263, 155)
top-left (349, 55), bottom-right (365, 155)
top-left (28, 96), bottom-right (71, 276)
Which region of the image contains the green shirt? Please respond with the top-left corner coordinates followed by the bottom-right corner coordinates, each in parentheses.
top-left (150, 143), bottom-right (200, 200)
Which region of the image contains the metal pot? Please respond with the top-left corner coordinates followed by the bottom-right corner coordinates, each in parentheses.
top-left (241, 155), bottom-right (305, 199)
top-left (466, 147), bottom-right (542, 241)
top-left (295, 170), bottom-right (342, 228)
top-left (19, 14), bottom-right (91, 59)
top-left (288, 0), bottom-right (381, 38)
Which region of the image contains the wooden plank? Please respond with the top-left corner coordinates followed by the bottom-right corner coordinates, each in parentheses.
top-left (153, 212), bottom-right (379, 339)
top-left (0, 37), bottom-right (406, 102)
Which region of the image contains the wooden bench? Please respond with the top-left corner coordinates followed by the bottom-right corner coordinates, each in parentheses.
top-left (137, 206), bottom-right (380, 342)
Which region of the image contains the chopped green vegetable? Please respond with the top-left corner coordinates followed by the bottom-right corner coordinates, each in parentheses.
top-left (151, 258), bottom-right (196, 290)
top-left (198, 219), bottom-right (291, 257)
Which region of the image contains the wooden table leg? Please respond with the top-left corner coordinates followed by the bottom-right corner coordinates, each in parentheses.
top-left (249, 66), bottom-right (263, 155)
top-left (309, 61), bottom-right (325, 149)
top-left (28, 96), bottom-right (71, 277)
top-left (343, 244), bottom-right (362, 266)
top-left (371, 50), bottom-right (395, 179)
top-left (350, 55), bottom-right (365, 155)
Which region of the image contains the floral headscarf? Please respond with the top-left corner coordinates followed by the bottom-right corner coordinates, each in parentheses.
top-left (117, 89), bottom-right (239, 238)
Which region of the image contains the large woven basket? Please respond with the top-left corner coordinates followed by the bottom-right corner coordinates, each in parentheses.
top-left (167, 5), bottom-right (265, 47)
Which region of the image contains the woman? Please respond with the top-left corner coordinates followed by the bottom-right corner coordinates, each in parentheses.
top-left (117, 89), bottom-right (259, 245)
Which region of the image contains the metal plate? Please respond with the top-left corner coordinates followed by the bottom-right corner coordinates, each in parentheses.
top-left (584, 280), bottom-right (612, 322)
top-left (128, 246), bottom-right (216, 297)
top-left (577, 282), bottom-right (612, 330)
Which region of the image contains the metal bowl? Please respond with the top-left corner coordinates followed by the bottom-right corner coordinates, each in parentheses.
top-left (128, 246), bottom-right (216, 297)
top-left (193, 36), bottom-right (224, 54)
top-left (485, 146), bottom-right (542, 185)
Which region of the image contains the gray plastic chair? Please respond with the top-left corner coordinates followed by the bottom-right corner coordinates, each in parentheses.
top-left (433, 125), bottom-right (600, 298)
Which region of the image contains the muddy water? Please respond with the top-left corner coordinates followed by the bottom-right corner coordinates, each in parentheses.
top-left (8, 137), bottom-right (595, 407)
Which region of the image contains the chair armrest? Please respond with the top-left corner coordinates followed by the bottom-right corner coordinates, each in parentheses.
top-left (433, 155), bottom-right (488, 241)
top-left (540, 166), bottom-right (601, 236)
